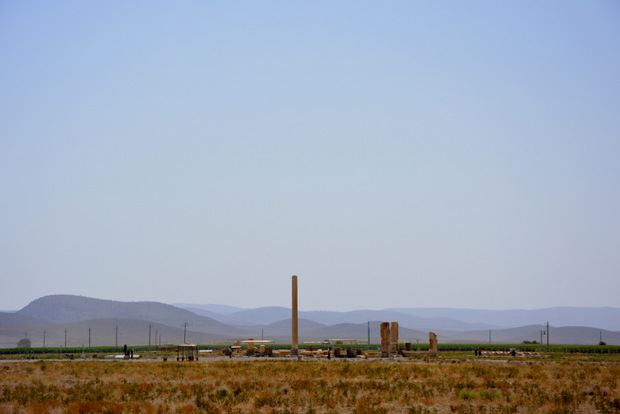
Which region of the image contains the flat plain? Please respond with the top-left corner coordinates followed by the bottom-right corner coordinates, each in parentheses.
top-left (1, 353), bottom-right (618, 413)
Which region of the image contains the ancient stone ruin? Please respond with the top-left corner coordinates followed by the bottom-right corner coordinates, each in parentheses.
top-left (287, 277), bottom-right (439, 360)
top-left (429, 332), bottom-right (438, 356)
top-left (291, 275), bottom-right (299, 356)
top-left (380, 321), bottom-right (400, 357)
top-left (390, 322), bottom-right (399, 355)
top-left (380, 322), bottom-right (391, 357)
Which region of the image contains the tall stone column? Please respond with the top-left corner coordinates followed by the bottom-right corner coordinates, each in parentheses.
top-left (429, 332), bottom-right (438, 357)
top-left (390, 322), bottom-right (399, 355)
top-left (380, 322), bottom-right (390, 357)
top-left (291, 275), bottom-right (298, 356)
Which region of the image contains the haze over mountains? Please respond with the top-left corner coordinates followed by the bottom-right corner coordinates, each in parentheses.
top-left (1, 295), bottom-right (619, 348)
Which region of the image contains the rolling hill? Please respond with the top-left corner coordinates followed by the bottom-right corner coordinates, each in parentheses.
top-left (388, 307), bottom-right (620, 331)
top-left (16, 295), bottom-right (252, 338)
top-left (1, 295), bottom-right (618, 348)
top-left (0, 312), bottom-right (54, 327)
top-left (183, 306), bottom-right (496, 331)
top-left (176, 303), bottom-right (620, 332)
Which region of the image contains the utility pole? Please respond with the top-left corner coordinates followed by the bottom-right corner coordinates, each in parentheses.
top-left (43, 330), bottom-right (46, 348)
top-left (182, 323), bottom-right (188, 344)
top-left (64, 329), bottom-right (67, 347)
top-left (546, 321), bottom-right (549, 350)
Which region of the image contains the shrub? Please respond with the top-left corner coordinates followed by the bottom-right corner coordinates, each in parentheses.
top-left (16, 338), bottom-right (31, 348)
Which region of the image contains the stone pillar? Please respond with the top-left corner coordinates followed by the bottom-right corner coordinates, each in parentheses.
top-left (429, 332), bottom-right (438, 357)
top-left (380, 322), bottom-right (390, 357)
top-left (248, 339), bottom-right (255, 352)
top-left (291, 275), bottom-right (299, 356)
top-left (390, 322), bottom-right (399, 355)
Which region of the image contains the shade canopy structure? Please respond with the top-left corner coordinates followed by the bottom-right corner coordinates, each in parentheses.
top-left (176, 343), bottom-right (199, 361)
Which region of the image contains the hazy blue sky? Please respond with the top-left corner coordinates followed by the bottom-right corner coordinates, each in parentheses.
top-left (1, 1), bottom-right (619, 312)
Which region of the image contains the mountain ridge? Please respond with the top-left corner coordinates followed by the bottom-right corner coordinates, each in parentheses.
top-left (176, 303), bottom-right (620, 331)
top-left (0, 295), bottom-right (618, 347)
top-left (18, 295), bottom-right (251, 337)
top-left (387, 306), bottom-right (620, 331)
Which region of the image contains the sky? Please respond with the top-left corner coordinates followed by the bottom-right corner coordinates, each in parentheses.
top-left (1, 1), bottom-right (619, 312)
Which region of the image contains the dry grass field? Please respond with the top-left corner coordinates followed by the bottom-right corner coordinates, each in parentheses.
top-left (1, 355), bottom-right (618, 413)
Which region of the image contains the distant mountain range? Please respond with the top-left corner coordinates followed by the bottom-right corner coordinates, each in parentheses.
top-left (1, 295), bottom-right (618, 348)
top-left (183, 305), bottom-right (494, 331)
top-left (174, 303), bottom-right (620, 332)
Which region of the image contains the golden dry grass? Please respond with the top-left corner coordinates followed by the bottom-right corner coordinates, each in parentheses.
top-left (0, 357), bottom-right (618, 413)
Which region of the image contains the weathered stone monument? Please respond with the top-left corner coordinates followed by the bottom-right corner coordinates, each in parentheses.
top-left (390, 321), bottom-right (399, 355)
top-left (379, 321), bottom-right (400, 357)
top-left (429, 332), bottom-right (438, 357)
top-left (380, 322), bottom-right (390, 357)
top-left (291, 275), bottom-right (299, 356)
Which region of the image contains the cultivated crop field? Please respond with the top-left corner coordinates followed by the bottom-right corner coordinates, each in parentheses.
top-left (1, 354), bottom-right (618, 413)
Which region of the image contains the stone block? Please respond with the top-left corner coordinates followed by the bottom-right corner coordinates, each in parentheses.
top-left (390, 322), bottom-right (399, 354)
top-left (380, 322), bottom-right (390, 357)
top-left (429, 332), bottom-right (438, 356)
